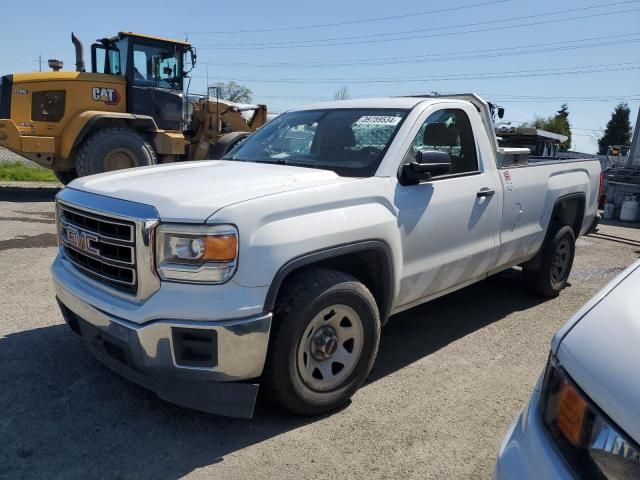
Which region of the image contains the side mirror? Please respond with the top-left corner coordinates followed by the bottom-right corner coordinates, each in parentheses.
top-left (400, 150), bottom-right (451, 185)
top-left (498, 107), bottom-right (505, 119)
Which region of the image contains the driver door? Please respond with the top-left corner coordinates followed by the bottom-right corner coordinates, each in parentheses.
top-left (394, 104), bottom-right (501, 309)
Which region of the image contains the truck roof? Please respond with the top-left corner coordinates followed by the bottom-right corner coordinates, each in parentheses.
top-left (287, 94), bottom-right (486, 112)
top-left (287, 97), bottom-right (425, 111)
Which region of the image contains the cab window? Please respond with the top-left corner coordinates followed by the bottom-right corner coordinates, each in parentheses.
top-left (93, 47), bottom-right (121, 75)
top-left (404, 109), bottom-right (479, 177)
top-left (131, 43), bottom-right (182, 89)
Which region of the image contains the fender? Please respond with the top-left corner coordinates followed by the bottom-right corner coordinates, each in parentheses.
top-left (264, 240), bottom-right (395, 323)
top-left (61, 111), bottom-right (159, 159)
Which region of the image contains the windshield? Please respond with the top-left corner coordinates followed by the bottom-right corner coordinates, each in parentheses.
top-left (224, 108), bottom-right (408, 177)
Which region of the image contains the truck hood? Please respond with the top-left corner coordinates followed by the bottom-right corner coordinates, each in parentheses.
top-left (556, 261), bottom-right (640, 443)
top-left (69, 161), bottom-right (344, 222)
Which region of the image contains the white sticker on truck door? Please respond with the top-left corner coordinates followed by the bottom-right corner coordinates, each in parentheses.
top-left (503, 170), bottom-right (514, 191)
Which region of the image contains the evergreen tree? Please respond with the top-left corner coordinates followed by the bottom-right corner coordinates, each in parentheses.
top-left (598, 103), bottom-right (633, 154)
top-left (556, 104), bottom-right (569, 119)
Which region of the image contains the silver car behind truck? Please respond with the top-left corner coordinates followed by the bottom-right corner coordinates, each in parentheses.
top-left (495, 260), bottom-right (640, 478)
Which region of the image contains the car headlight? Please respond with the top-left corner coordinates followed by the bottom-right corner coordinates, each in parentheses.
top-left (540, 355), bottom-right (640, 479)
top-left (156, 224), bottom-right (238, 284)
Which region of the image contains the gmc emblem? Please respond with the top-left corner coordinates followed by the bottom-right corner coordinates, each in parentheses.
top-left (65, 226), bottom-right (100, 255)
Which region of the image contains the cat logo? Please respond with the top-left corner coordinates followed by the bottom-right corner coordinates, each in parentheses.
top-left (92, 87), bottom-right (120, 106)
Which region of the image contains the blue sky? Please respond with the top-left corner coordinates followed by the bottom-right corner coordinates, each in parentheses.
top-left (2, 0), bottom-right (638, 153)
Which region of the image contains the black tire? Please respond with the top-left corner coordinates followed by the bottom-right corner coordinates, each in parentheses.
top-left (524, 225), bottom-right (576, 298)
top-left (263, 268), bottom-right (381, 416)
top-left (53, 169), bottom-right (78, 185)
top-left (208, 132), bottom-right (250, 159)
top-left (76, 128), bottom-right (156, 177)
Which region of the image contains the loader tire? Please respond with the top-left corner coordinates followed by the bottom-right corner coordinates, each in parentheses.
top-left (53, 169), bottom-right (78, 185)
top-left (524, 225), bottom-right (575, 298)
top-left (208, 132), bottom-right (250, 159)
top-left (76, 128), bottom-right (156, 177)
top-left (262, 268), bottom-right (381, 416)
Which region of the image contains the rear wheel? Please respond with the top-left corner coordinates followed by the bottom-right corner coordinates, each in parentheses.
top-left (524, 225), bottom-right (576, 298)
top-left (76, 128), bottom-right (156, 177)
top-left (53, 169), bottom-right (77, 185)
top-left (263, 269), bottom-right (380, 415)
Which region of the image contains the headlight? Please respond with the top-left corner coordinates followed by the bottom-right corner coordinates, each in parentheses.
top-left (540, 355), bottom-right (640, 478)
top-left (156, 224), bottom-right (238, 284)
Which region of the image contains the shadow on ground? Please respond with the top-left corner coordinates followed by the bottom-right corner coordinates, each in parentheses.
top-left (0, 186), bottom-right (61, 202)
top-left (0, 269), bottom-right (544, 479)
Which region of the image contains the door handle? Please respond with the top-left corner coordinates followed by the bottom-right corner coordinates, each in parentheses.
top-left (477, 187), bottom-right (496, 198)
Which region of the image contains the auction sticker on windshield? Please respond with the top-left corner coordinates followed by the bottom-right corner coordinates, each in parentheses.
top-left (355, 115), bottom-right (402, 125)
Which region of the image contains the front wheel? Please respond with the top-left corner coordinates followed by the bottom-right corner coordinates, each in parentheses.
top-left (524, 225), bottom-right (576, 298)
top-left (75, 128), bottom-right (156, 177)
top-left (263, 269), bottom-right (381, 415)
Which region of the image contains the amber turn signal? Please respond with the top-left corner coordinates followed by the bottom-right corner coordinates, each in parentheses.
top-left (202, 235), bottom-right (238, 262)
top-left (557, 380), bottom-right (588, 446)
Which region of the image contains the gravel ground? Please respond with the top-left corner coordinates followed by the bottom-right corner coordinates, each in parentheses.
top-left (0, 197), bottom-right (639, 480)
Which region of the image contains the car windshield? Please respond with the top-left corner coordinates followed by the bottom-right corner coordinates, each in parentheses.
top-left (224, 108), bottom-right (408, 177)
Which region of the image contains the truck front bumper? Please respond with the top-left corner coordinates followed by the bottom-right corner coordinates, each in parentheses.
top-left (54, 271), bottom-right (272, 419)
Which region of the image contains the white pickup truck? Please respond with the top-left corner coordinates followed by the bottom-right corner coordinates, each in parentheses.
top-left (52, 94), bottom-right (600, 418)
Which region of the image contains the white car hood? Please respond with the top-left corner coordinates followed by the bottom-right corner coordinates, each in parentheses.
top-left (69, 161), bottom-right (343, 222)
top-left (556, 261), bottom-right (640, 443)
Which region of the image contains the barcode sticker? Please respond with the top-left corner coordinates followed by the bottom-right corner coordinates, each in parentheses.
top-left (355, 116), bottom-right (402, 125)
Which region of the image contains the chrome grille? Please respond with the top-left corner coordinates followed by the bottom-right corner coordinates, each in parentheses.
top-left (58, 205), bottom-right (137, 293)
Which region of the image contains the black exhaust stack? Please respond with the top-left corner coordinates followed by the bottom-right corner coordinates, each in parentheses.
top-left (71, 32), bottom-right (85, 72)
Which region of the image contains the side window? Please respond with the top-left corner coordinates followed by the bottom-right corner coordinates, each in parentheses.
top-left (133, 49), bottom-right (150, 84)
top-left (405, 108), bottom-right (478, 177)
top-left (93, 47), bottom-right (121, 75)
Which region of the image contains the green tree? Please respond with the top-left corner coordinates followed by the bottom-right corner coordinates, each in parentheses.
top-left (212, 81), bottom-right (253, 103)
top-left (597, 103), bottom-right (632, 154)
top-left (526, 104), bottom-right (572, 151)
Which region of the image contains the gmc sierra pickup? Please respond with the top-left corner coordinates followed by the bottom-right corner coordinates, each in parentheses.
top-left (52, 94), bottom-right (600, 418)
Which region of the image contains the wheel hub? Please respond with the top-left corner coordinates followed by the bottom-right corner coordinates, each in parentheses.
top-left (310, 326), bottom-right (339, 361)
top-left (104, 148), bottom-right (136, 171)
top-left (297, 304), bottom-right (365, 392)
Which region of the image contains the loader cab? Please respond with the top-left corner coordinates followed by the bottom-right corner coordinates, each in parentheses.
top-left (91, 32), bottom-right (191, 130)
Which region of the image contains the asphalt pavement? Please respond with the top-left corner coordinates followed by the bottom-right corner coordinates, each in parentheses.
top-left (1, 195), bottom-right (639, 480)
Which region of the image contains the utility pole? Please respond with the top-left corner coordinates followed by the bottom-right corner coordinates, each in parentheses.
top-left (38, 53), bottom-right (42, 72)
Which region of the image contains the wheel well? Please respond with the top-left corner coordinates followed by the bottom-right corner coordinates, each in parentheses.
top-left (550, 193), bottom-right (585, 237)
top-left (523, 193), bottom-right (585, 271)
top-left (266, 243), bottom-right (394, 324)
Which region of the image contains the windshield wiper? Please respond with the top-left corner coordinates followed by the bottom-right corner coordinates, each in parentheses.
top-left (228, 158), bottom-right (322, 169)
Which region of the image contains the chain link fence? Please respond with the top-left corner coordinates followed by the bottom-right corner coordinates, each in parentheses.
top-left (0, 147), bottom-right (40, 167)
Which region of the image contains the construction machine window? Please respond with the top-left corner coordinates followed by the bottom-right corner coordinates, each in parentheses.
top-left (93, 46), bottom-right (121, 75)
top-left (31, 91), bottom-right (65, 122)
top-left (225, 108), bottom-right (408, 177)
top-left (132, 43), bottom-right (182, 89)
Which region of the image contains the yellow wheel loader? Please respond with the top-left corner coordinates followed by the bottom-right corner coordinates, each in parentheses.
top-left (0, 32), bottom-right (267, 184)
